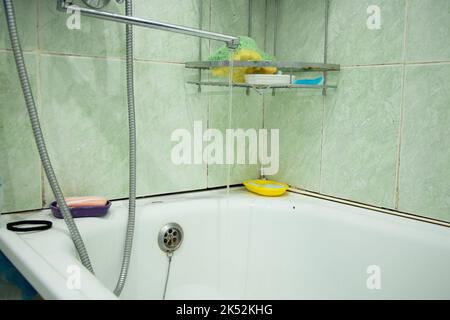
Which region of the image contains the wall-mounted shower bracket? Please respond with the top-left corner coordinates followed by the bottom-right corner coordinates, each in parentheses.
top-left (56, 0), bottom-right (240, 49)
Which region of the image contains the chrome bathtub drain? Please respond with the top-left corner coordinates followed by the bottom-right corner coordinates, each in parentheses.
top-left (158, 223), bottom-right (183, 253)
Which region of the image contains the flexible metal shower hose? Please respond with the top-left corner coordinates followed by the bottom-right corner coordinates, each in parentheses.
top-left (5, 0), bottom-right (136, 297)
top-left (113, 0), bottom-right (136, 296)
top-left (3, 0), bottom-right (94, 273)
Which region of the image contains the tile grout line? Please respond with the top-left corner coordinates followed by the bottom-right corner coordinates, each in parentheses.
top-left (206, 0), bottom-right (212, 188)
top-left (1, 54), bottom-right (448, 69)
top-left (260, 0), bottom-right (268, 178)
top-left (2, 45), bottom-right (449, 68)
top-left (394, 0), bottom-right (410, 210)
top-left (203, 0), bottom-right (208, 188)
top-left (0, 48), bottom-right (190, 66)
top-left (319, 95), bottom-right (325, 194)
top-left (0, 48), bottom-right (35, 53)
top-left (340, 60), bottom-right (450, 69)
top-left (318, 0), bottom-right (328, 193)
top-left (36, 0), bottom-right (46, 209)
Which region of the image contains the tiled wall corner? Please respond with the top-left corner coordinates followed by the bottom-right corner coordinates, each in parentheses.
top-left (210, 0), bottom-right (250, 53)
top-left (207, 89), bottom-right (263, 187)
top-left (207, 0), bottom-right (264, 187)
top-left (276, 0), bottom-right (325, 62)
top-left (1, 0), bottom-right (265, 213)
top-left (264, 89), bottom-right (323, 192)
top-left (321, 67), bottom-right (402, 208)
top-left (264, 0), bottom-right (450, 221)
top-left (398, 64), bottom-right (450, 222)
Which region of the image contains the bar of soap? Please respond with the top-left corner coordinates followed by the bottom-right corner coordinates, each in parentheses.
top-left (60, 196), bottom-right (108, 208)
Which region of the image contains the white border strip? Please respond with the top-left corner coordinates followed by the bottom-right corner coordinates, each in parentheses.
top-left (287, 187), bottom-right (450, 228)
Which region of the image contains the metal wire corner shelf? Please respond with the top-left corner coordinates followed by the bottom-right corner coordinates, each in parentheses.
top-left (185, 61), bottom-right (340, 94)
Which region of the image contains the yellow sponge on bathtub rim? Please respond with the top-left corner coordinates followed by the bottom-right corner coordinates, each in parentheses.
top-left (243, 179), bottom-right (289, 197)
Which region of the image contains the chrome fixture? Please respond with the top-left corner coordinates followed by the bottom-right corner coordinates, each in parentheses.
top-left (158, 222), bottom-right (183, 300)
top-left (57, 0), bottom-right (240, 49)
top-left (158, 223), bottom-right (183, 253)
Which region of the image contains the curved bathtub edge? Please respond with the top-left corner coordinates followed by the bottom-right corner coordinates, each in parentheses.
top-left (0, 227), bottom-right (117, 300)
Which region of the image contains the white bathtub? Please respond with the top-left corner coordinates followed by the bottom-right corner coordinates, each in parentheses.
top-left (1, 187), bottom-right (450, 300)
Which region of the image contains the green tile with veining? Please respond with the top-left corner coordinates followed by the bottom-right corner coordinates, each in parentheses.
top-left (135, 61), bottom-right (208, 195)
top-left (275, 0), bottom-right (325, 62)
top-left (405, 0), bottom-right (450, 62)
top-left (264, 0), bottom-right (276, 55)
top-left (0, 52), bottom-right (41, 213)
top-left (264, 89), bottom-right (323, 192)
top-left (38, 0), bottom-right (125, 57)
top-left (134, 0), bottom-right (205, 62)
top-left (200, 0), bottom-right (212, 59)
top-left (210, 0), bottom-right (250, 53)
top-left (39, 55), bottom-right (128, 205)
top-left (398, 64), bottom-right (450, 221)
top-left (207, 89), bottom-right (263, 187)
top-left (0, 0), bottom-right (37, 51)
top-left (248, 0), bottom-right (267, 52)
top-left (206, 0), bottom-right (265, 189)
top-left (321, 66), bottom-right (402, 208)
top-left (328, 0), bottom-right (405, 65)
top-left (209, 0), bottom-right (266, 55)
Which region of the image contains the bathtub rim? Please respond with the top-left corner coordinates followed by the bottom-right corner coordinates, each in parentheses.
top-left (2, 185), bottom-right (450, 229)
top-left (1, 186), bottom-right (450, 300)
top-left (0, 227), bottom-right (118, 300)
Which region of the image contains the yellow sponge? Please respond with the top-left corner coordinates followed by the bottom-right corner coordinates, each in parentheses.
top-left (243, 179), bottom-right (288, 197)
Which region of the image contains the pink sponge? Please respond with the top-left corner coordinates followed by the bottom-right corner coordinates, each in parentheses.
top-left (51, 197), bottom-right (111, 219)
top-left (60, 196), bottom-right (107, 208)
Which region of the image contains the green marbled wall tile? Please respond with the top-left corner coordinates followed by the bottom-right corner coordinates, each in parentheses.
top-left (199, 0), bottom-right (212, 61)
top-left (0, 52), bottom-right (41, 213)
top-left (248, 0), bottom-right (267, 52)
top-left (321, 66), bottom-right (402, 208)
top-left (398, 64), bottom-right (450, 222)
top-left (275, 0), bottom-right (325, 62)
top-left (405, 0), bottom-right (450, 62)
top-left (134, 0), bottom-right (204, 62)
top-left (328, 0), bottom-right (405, 65)
top-left (207, 89), bottom-right (263, 187)
top-left (210, 0), bottom-right (250, 54)
top-left (135, 61), bottom-right (208, 195)
top-left (134, 0), bottom-right (265, 62)
top-left (264, 89), bottom-right (323, 192)
top-left (264, 0), bottom-right (276, 55)
top-left (38, 0), bottom-right (125, 57)
top-left (0, 0), bottom-right (37, 51)
top-left (39, 54), bottom-right (128, 205)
